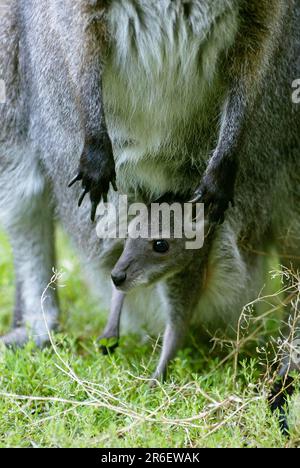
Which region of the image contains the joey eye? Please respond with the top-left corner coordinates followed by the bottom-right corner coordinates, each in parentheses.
top-left (153, 239), bottom-right (170, 253)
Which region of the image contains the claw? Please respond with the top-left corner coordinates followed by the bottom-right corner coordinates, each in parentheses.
top-left (68, 173), bottom-right (82, 188)
top-left (91, 201), bottom-right (98, 222)
top-left (78, 188), bottom-right (89, 207)
top-left (189, 190), bottom-right (203, 204)
top-left (70, 136), bottom-right (117, 219)
top-left (111, 179), bottom-right (118, 192)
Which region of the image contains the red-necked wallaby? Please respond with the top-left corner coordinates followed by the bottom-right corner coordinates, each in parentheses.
top-left (0, 1), bottom-right (299, 418)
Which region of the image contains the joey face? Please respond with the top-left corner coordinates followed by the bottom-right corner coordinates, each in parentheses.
top-left (111, 210), bottom-right (206, 292)
top-left (111, 235), bottom-right (195, 292)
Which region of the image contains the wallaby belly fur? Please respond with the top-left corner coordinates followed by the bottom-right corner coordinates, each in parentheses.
top-left (104, 0), bottom-right (238, 197)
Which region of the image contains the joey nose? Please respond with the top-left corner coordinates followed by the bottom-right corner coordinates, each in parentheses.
top-left (111, 272), bottom-right (127, 287)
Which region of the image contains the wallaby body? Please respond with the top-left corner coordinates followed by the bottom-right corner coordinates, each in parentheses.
top-left (107, 207), bottom-right (268, 380)
top-left (0, 0), bottom-right (299, 358)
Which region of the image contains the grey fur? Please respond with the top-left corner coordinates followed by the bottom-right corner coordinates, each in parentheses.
top-left (0, 0), bottom-right (299, 367)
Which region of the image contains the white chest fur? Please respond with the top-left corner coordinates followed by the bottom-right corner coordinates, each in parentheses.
top-left (103, 0), bottom-right (238, 197)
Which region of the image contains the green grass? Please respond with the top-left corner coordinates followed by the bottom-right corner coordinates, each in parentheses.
top-left (0, 228), bottom-right (299, 448)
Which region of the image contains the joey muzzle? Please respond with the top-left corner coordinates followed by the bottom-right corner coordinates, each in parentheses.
top-left (111, 271), bottom-right (127, 287)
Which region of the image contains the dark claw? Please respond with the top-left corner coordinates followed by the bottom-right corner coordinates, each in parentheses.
top-left (68, 173), bottom-right (82, 188)
top-left (78, 188), bottom-right (89, 207)
top-left (91, 201), bottom-right (98, 222)
top-left (68, 134), bottom-right (117, 221)
top-left (111, 179), bottom-right (118, 192)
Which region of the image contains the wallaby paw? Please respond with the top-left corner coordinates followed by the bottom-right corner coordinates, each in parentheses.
top-left (191, 181), bottom-right (233, 224)
top-left (0, 327), bottom-right (51, 348)
top-left (68, 135), bottom-right (117, 222)
top-left (98, 334), bottom-right (119, 355)
top-left (190, 164), bottom-right (236, 224)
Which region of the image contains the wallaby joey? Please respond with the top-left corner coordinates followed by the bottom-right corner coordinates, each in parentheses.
top-left (104, 205), bottom-right (253, 381)
top-left (99, 200), bottom-right (209, 359)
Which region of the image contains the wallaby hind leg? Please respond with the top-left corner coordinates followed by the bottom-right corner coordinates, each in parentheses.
top-left (0, 150), bottom-right (59, 347)
top-left (99, 286), bottom-right (125, 354)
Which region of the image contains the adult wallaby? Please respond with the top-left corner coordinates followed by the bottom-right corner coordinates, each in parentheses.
top-left (0, 0), bottom-right (299, 379)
